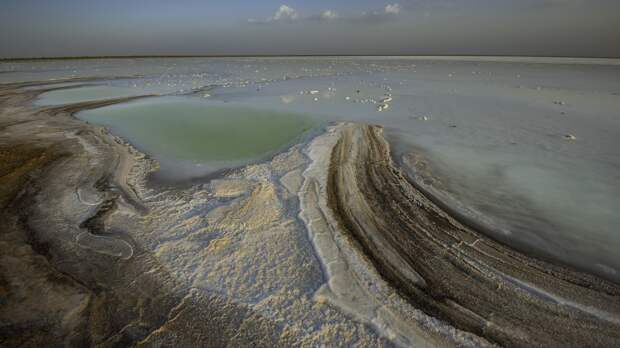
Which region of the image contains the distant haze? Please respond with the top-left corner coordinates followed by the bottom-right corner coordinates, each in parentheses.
top-left (1, 0), bottom-right (619, 58)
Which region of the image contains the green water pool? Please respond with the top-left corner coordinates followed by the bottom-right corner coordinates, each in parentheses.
top-left (77, 97), bottom-right (318, 179)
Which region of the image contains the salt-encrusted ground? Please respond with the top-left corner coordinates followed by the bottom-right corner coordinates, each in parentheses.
top-left (2, 77), bottom-right (620, 348)
top-left (0, 80), bottom-right (396, 347)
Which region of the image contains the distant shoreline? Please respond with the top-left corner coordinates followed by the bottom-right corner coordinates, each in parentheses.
top-left (2, 54), bottom-right (620, 63)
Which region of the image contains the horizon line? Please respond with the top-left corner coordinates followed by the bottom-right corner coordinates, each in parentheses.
top-left (2, 54), bottom-right (620, 62)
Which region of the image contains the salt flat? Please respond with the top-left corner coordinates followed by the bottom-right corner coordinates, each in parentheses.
top-left (1, 57), bottom-right (619, 347)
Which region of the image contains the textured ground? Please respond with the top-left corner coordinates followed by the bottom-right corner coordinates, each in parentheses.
top-left (323, 124), bottom-right (620, 346)
top-left (1, 79), bottom-right (619, 347)
top-left (0, 80), bottom-right (390, 347)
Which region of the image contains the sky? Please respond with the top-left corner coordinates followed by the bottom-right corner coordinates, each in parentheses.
top-left (1, 0), bottom-right (619, 58)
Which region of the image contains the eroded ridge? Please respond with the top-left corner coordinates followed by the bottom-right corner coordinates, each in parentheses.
top-left (325, 124), bottom-right (620, 347)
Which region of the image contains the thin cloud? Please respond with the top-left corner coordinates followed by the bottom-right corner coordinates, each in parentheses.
top-left (248, 4), bottom-right (400, 25)
top-left (272, 5), bottom-right (299, 21)
top-left (249, 4), bottom-right (300, 24)
top-left (385, 4), bottom-right (401, 14)
top-left (352, 3), bottom-right (403, 24)
top-left (320, 10), bottom-right (340, 20)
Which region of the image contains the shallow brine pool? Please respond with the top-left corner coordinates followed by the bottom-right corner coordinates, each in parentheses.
top-left (77, 97), bottom-right (318, 180)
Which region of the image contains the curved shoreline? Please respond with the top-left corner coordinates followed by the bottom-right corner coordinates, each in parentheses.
top-left (323, 124), bottom-right (620, 346)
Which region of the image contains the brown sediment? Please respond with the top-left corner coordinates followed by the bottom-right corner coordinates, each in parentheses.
top-left (0, 82), bottom-right (172, 346)
top-left (0, 82), bottom-right (291, 347)
top-left (0, 144), bottom-right (63, 209)
top-left (326, 124), bottom-right (620, 347)
top-left (0, 75), bottom-right (144, 91)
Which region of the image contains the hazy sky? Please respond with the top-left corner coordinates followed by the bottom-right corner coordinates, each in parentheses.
top-left (1, 0), bottom-right (619, 58)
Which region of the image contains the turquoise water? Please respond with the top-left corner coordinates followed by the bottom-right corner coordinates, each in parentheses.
top-left (35, 85), bottom-right (143, 106)
top-left (77, 97), bottom-right (318, 180)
